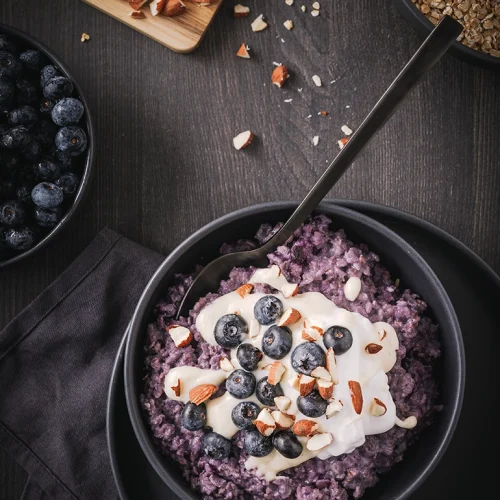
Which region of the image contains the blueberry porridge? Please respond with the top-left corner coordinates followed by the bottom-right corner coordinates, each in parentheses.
top-left (141, 215), bottom-right (441, 500)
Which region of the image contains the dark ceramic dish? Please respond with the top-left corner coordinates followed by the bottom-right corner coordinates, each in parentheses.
top-left (0, 24), bottom-right (94, 268)
top-left (395, 0), bottom-right (500, 71)
top-left (124, 202), bottom-right (465, 500)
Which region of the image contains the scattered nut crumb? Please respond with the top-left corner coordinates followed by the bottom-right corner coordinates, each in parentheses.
top-left (251, 14), bottom-right (268, 32)
top-left (306, 114), bottom-right (312, 119)
top-left (341, 125), bottom-right (353, 136)
top-left (81, 33), bottom-right (90, 43)
top-left (312, 1), bottom-right (320, 9)
top-left (284, 20), bottom-right (294, 30)
top-left (313, 136), bottom-right (319, 146)
top-left (301, 5), bottom-right (307, 12)
top-left (129, 10), bottom-right (146, 19)
top-left (298, 88), bottom-right (303, 92)
top-left (272, 64), bottom-right (289, 88)
top-left (233, 130), bottom-right (254, 150)
top-left (311, 9), bottom-right (320, 17)
top-left (284, 98), bottom-right (293, 103)
top-left (236, 43), bottom-right (251, 59)
top-left (319, 111), bottom-right (328, 116)
top-left (312, 74), bottom-right (322, 87)
top-left (234, 4), bottom-right (250, 17)
top-left (285, 0), bottom-right (294, 5)
top-left (338, 137), bottom-right (349, 149)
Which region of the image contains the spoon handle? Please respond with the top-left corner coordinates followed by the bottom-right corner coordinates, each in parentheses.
top-left (261, 15), bottom-right (463, 252)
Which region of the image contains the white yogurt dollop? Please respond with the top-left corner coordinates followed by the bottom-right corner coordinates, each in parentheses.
top-left (164, 265), bottom-right (415, 480)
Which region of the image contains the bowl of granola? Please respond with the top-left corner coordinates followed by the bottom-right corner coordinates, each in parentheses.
top-left (123, 202), bottom-right (465, 500)
top-left (396, 0), bottom-right (500, 70)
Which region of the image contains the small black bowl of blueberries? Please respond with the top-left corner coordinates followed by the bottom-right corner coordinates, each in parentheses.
top-left (0, 24), bottom-right (94, 267)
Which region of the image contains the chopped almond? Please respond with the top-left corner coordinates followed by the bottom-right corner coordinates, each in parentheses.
top-left (251, 14), bottom-right (268, 32)
top-left (307, 432), bottom-right (332, 451)
top-left (292, 419), bottom-right (319, 436)
top-left (162, 0), bottom-right (186, 16)
top-left (299, 374), bottom-right (315, 397)
top-left (282, 283), bottom-right (299, 298)
top-left (272, 65), bottom-right (289, 88)
top-left (150, 0), bottom-right (166, 16)
top-left (311, 366), bottom-right (331, 382)
top-left (167, 325), bottom-right (193, 348)
top-left (272, 410), bottom-right (295, 429)
top-left (129, 10), bottom-right (146, 18)
top-left (317, 379), bottom-right (334, 399)
top-left (274, 396), bottom-right (291, 412)
top-left (219, 358), bottom-right (234, 372)
top-left (277, 308), bottom-right (301, 326)
top-left (254, 408), bottom-right (276, 436)
top-left (171, 378), bottom-right (181, 397)
top-left (233, 130), bottom-right (254, 150)
top-left (236, 44), bottom-right (250, 59)
top-left (234, 4), bottom-right (250, 17)
top-left (268, 361), bottom-right (286, 385)
top-left (129, 0), bottom-right (148, 9)
top-left (236, 283), bottom-right (254, 297)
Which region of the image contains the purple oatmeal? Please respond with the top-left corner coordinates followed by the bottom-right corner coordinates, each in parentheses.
top-left (141, 215), bottom-right (441, 500)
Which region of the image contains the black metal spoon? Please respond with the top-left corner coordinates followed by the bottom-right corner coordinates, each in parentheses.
top-left (176, 15), bottom-right (463, 319)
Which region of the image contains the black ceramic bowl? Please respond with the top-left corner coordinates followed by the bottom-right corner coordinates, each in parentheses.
top-left (124, 201), bottom-right (465, 500)
top-left (395, 0), bottom-right (500, 71)
top-left (0, 24), bottom-right (94, 268)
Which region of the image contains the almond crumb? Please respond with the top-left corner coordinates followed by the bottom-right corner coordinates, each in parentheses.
top-left (284, 20), bottom-right (294, 30)
top-left (285, 0), bottom-right (294, 5)
top-left (81, 33), bottom-right (90, 43)
top-left (319, 111), bottom-right (328, 116)
top-left (312, 1), bottom-right (320, 9)
top-left (341, 125), bottom-right (353, 136)
top-left (251, 14), bottom-right (268, 32)
top-left (338, 137), bottom-right (349, 149)
top-left (236, 44), bottom-right (251, 59)
top-left (311, 9), bottom-right (320, 17)
top-left (301, 5), bottom-right (307, 12)
top-left (312, 136), bottom-right (319, 146)
top-left (312, 75), bottom-right (322, 87)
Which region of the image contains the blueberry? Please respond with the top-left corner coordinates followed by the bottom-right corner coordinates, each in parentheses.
top-left (15, 79), bottom-right (39, 106)
top-left (51, 97), bottom-right (84, 126)
top-left (40, 65), bottom-right (60, 87)
top-left (40, 98), bottom-right (55, 114)
top-left (272, 430), bottom-right (303, 459)
top-left (33, 158), bottom-right (61, 181)
top-left (262, 326), bottom-right (293, 360)
top-left (201, 432), bottom-right (232, 460)
top-left (21, 139), bottom-right (42, 161)
top-left (5, 226), bottom-right (35, 251)
top-left (243, 430), bottom-right (273, 457)
top-left (0, 200), bottom-right (26, 226)
top-left (291, 343), bottom-right (326, 375)
top-left (55, 172), bottom-right (79, 197)
top-left (214, 314), bottom-right (248, 348)
top-left (8, 105), bottom-right (38, 127)
top-left (32, 120), bottom-right (57, 146)
top-left (323, 326), bottom-right (353, 355)
top-left (255, 376), bottom-right (284, 406)
top-left (231, 401), bottom-right (261, 430)
top-left (43, 76), bottom-right (73, 101)
top-left (33, 206), bottom-right (63, 229)
top-left (55, 126), bottom-right (88, 157)
top-left (0, 51), bottom-right (22, 79)
top-left (0, 34), bottom-right (16, 54)
top-left (297, 389), bottom-right (328, 418)
top-left (237, 343), bottom-right (263, 371)
top-left (180, 402), bottom-right (207, 431)
top-left (31, 182), bottom-right (63, 208)
top-left (254, 296), bottom-right (283, 325)
top-left (15, 184), bottom-right (33, 204)
top-left (19, 50), bottom-right (46, 72)
top-left (226, 369), bottom-right (256, 399)
top-left (1, 126), bottom-right (32, 150)
top-left (0, 79), bottom-right (14, 108)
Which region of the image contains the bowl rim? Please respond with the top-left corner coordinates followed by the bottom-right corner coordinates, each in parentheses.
top-left (124, 201), bottom-right (465, 500)
top-left (395, 0), bottom-right (500, 70)
top-left (0, 23), bottom-right (95, 268)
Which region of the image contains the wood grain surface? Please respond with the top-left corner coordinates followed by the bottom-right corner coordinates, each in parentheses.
top-left (1, 0), bottom-right (499, 498)
top-left (81, 0), bottom-right (223, 53)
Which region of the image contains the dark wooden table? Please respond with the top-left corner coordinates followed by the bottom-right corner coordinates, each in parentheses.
top-left (1, 0), bottom-right (499, 498)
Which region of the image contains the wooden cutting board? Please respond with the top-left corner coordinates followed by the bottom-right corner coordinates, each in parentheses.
top-left (82, 0), bottom-right (223, 53)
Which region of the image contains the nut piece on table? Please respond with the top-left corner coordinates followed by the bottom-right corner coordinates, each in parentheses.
top-left (129, 0), bottom-right (148, 10)
top-left (272, 65), bottom-right (289, 88)
top-left (234, 4), bottom-right (250, 17)
top-left (233, 130), bottom-right (254, 150)
top-left (284, 20), bottom-right (294, 30)
top-left (150, 0), bottom-right (167, 16)
top-left (251, 14), bottom-right (268, 32)
top-left (129, 10), bottom-right (146, 18)
top-left (236, 44), bottom-right (251, 59)
top-left (162, 0), bottom-right (187, 17)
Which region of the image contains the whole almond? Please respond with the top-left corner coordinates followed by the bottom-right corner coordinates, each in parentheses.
top-left (189, 384), bottom-right (218, 405)
top-left (348, 380), bottom-right (363, 414)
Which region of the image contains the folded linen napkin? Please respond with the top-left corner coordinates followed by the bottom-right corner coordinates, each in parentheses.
top-left (0, 229), bottom-right (164, 500)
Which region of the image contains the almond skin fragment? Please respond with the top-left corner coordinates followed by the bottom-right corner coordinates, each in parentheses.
top-left (277, 308), bottom-right (301, 326)
top-left (348, 380), bottom-right (363, 414)
top-left (272, 65), bottom-right (289, 88)
top-left (292, 419), bottom-right (319, 436)
top-left (299, 374), bottom-right (316, 397)
top-left (236, 283), bottom-right (254, 297)
top-left (171, 378), bottom-right (181, 397)
top-left (365, 343), bottom-right (383, 354)
top-left (189, 384), bottom-right (218, 405)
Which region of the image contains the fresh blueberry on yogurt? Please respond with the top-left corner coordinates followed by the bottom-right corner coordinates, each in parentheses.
top-left (255, 376), bottom-right (284, 406)
top-left (254, 295), bottom-right (283, 325)
top-left (201, 432), bottom-right (232, 460)
top-left (291, 342), bottom-right (326, 375)
top-left (272, 430), bottom-right (303, 459)
top-left (181, 402), bottom-right (207, 431)
top-left (226, 369), bottom-right (256, 399)
top-left (262, 325), bottom-right (293, 359)
top-left (243, 429), bottom-right (273, 457)
top-left (237, 343), bottom-right (263, 372)
top-left (297, 389), bottom-right (328, 418)
top-left (323, 326), bottom-right (353, 355)
top-left (231, 401), bottom-right (261, 430)
top-left (214, 314), bottom-right (248, 348)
